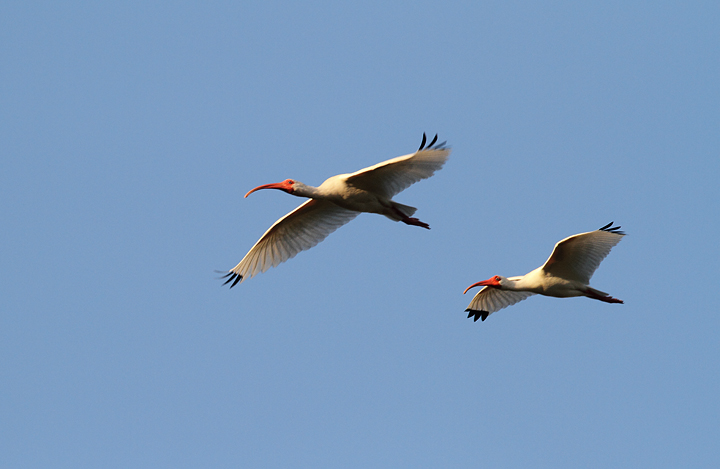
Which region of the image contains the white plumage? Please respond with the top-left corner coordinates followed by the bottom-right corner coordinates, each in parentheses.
top-left (222, 134), bottom-right (450, 287)
top-left (464, 223), bottom-right (625, 322)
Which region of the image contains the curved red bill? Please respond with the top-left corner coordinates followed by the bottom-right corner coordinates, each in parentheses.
top-left (244, 180), bottom-right (293, 198)
top-left (463, 277), bottom-right (498, 294)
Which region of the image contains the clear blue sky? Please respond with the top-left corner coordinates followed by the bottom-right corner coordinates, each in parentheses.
top-left (2, 1), bottom-right (718, 467)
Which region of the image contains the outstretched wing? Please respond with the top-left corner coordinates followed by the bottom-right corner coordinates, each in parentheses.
top-left (465, 287), bottom-right (536, 322)
top-left (541, 222), bottom-right (625, 284)
top-left (344, 133), bottom-right (450, 198)
top-left (221, 199), bottom-right (359, 287)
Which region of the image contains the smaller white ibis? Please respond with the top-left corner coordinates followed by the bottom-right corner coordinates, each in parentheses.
top-left (221, 133), bottom-right (450, 287)
top-left (463, 222), bottom-right (625, 322)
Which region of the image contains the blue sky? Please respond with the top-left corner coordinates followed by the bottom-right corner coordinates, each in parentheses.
top-left (2, 1), bottom-right (718, 467)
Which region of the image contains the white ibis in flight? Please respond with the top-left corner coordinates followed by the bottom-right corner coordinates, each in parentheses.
top-left (221, 134), bottom-right (450, 287)
top-left (463, 222), bottom-right (625, 322)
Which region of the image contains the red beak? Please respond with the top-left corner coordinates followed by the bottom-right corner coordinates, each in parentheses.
top-left (244, 181), bottom-right (293, 198)
top-left (463, 278), bottom-right (498, 294)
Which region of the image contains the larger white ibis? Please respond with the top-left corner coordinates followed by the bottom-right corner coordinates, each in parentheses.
top-left (464, 222), bottom-right (625, 322)
top-left (221, 134), bottom-right (450, 287)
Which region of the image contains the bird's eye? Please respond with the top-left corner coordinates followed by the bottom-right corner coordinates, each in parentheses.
top-left (495, 276), bottom-right (501, 281)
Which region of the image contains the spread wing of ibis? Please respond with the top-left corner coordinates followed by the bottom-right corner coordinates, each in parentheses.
top-left (463, 222), bottom-right (625, 322)
top-left (221, 134), bottom-right (450, 287)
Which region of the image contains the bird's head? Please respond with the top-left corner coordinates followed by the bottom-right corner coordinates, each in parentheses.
top-left (244, 179), bottom-right (296, 198)
top-left (463, 275), bottom-right (506, 294)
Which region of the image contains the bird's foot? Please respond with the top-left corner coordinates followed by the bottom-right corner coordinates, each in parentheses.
top-left (587, 289), bottom-right (624, 304)
top-left (601, 296), bottom-right (624, 304)
top-left (585, 288), bottom-right (623, 304)
top-left (402, 217), bottom-right (430, 229)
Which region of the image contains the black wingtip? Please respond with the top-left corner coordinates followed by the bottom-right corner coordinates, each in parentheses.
top-left (231, 274), bottom-right (243, 288)
top-left (418, 133), bottom-right (447, 151)
top-left (220, 272), bottom-right (243, 288)
top-left (465, 309), bottom-right (489, 322)
top-left (599, 222), bottom-right (625, 235)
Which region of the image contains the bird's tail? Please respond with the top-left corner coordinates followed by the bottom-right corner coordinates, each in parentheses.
top-left (586, 286), bottom-right (609, 297)
top-left (385, 202), bottom-right (417, 221)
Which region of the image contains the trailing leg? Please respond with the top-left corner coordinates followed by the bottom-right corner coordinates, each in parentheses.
top-left (585, 287), bottom-right (623, 304)
top-left (401, 217), bottom-right (430, 229)
top-left (389, 206), bottom-right (428, 229)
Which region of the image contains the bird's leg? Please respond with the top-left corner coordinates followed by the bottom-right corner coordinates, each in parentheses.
top-left (392, 207), bottom-right (429, 229)
top-left (401, 217), bottom-right (430, 229)
top-left (389, 205), bottom-right (430, 229)
top-left (585, 288), bottom-right (624, 304)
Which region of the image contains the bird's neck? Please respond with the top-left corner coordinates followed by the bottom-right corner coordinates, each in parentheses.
top-left (292, 182), bottom-right (323, 199)
top-left (502, 276), bottom-right (530, 292)
top-left (509, 271), bottom-right (545, 293)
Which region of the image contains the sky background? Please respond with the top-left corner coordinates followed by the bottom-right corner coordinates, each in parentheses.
top-left (2, 1), bottom-right (719, 467)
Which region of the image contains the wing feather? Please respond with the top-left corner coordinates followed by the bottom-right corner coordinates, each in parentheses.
top-left (541, 224), bottom-right (625, 284)
top-left (465, 287), bottom-right (535, 321)
top-left (222, 199), bottom-right (359, 286)
top-left (344, 146), bottom-right (450, 198)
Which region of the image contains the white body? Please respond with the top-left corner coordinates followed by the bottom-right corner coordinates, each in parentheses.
top-left (222, 136), bottom-right (450, 287)
top-left (464, 223), bottom-right (625, 322)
